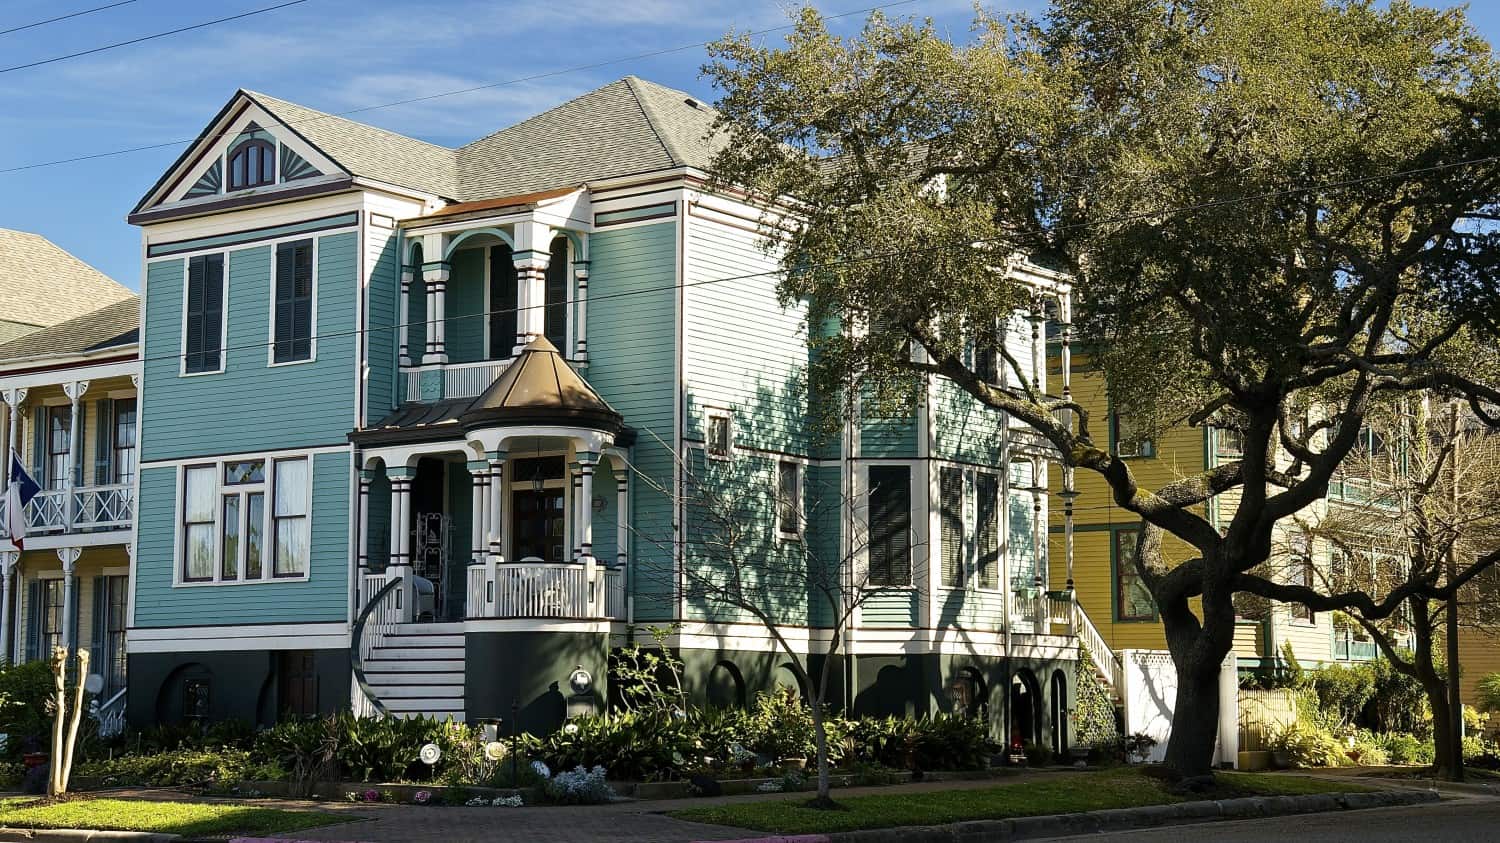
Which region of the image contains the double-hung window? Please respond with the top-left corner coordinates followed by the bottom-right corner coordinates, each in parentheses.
top-left (46, 406), bottom-right (71, 490)
top-left (776, 460), bottom-right (802, 538)
top-left (1112, 409), bottom-right (1155, 458)
top-left (181, 456), bottom-right (309, 584)
top-left (1115, 529), bottom-right (1155, 620)
top-left (112, 398), bottom-right (137, 485)
top-left (706, 412), bottom-right (733, 459)
top-left (184, 253), bottom-right (225, 374)
top-left (867, 465), bottom-right (912, 587)
top-left (273, 240), bottom-right (314, 363)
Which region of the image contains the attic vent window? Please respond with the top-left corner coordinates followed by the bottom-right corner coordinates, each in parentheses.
top-left (684, 97), bottom-right (700, 109)
top-left (228, 138), bottom-right (275, 190)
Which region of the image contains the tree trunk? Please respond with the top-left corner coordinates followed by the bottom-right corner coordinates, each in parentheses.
top-left (1159, 588), bottom-right (1232, 779)
top-left (1426, 675), bottom-right (1460, 780)
top-left (810, 701), bottom-right (834, 806)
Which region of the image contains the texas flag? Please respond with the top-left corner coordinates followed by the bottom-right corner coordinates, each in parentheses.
top-left (7, 455), bottom-right (39, 550)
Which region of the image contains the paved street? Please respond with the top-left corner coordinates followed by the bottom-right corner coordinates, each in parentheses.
top-left (1037, 794), bottom-right (1500, 842)
top-left (259, 801), bottom-right (752, 843)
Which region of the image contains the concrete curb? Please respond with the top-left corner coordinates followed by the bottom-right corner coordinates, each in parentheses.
top-left (0, 830), bottom-right (178, 842)
top-left (696, 787), bottom-right (1442, 843)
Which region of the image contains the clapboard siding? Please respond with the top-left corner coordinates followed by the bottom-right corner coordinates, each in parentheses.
top-left (364, 225), bottom-right (399, 420)
top-left (132, 451), bottom-right (351, 628)
top-left (931, 378), bottom-right (1005, 465)
top-left (684, 215), bottom-right (810, 454)
top-left (141, 231), bottom-right (359, 461)
top-left (586, 222), bottom-right (677, 621)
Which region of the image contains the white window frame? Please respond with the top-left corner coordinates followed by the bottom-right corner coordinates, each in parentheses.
top-left (266, 237), bottom-right (320, 367)
top-left (705, 409), bottom-right (734, 461)
top-left (178, 250), bottom-right (230, 378)
top-left (775, 458), bottom-right (804, 540)
top-left (174, 452), bottom-right (314, 587)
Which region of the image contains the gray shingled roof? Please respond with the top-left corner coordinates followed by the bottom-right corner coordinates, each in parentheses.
top-left (455, 76), bottom-right (726, 199)
top-left (0, 296), bottom-right (139, 362)
top-left (244, 90), bottom-right (461, 198)
top-left (0, 230), bottom-right (134, 330)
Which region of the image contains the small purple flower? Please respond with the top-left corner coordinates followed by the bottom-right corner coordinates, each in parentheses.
top-left (363, 789), bottom-right (379, 802)
top-left (413, 790), bottom-right (432, 805)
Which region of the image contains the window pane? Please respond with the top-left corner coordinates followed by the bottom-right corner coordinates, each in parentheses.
top-left (186, 523), bottom-right (215, 581)
top-left (777, 461), bottom-right (799, 532)
top-left (221, 496), bottom-right (240, 580)
top-left (275, 516), bottom-right (308, 577)
top-left (246, 492), bottom-right (264, 579)
top-left (113, 398), bottom-right (137, 484)
top-left (275, 458), bottom-right (308, 516)
top-left (225, 460), bottom-right (265, 485)
top-left (184, 466), bottom-right (215, 522)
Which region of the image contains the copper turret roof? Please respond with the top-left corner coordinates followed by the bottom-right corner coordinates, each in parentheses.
top-left (459, 337), bottom-right (622, 433)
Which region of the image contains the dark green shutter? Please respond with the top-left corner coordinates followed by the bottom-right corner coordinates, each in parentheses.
top-left (940, 467), bottom-right (964, 588)
top-left (30, 406), bottom-right (45, 485)
top-left (93, 400), bottom-right (113, 486)
top-left (868, 466), bottom-right (912, 586)
top-left (203, 253), bottom-right (224, 371)
top-left (490, 245), bottom-right (518, 358)
top-left (544, 237), bottom-right (568, 349)
top-left (274, 242), bottom-right (297, 362)
top-left (72, 407), bottom-right (86, 487)
top-left (90, 576), bottom-right (105, 664)
top-left (24, 580), bottom-right (41, 663)
top-left (976, 472), bottom-right (999, 589)
top-left (185, 255), bottom-right (206, 372)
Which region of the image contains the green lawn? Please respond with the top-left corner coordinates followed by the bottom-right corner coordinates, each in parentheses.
top-left (0, 797), bottom-right (347, 837)
top-left (671, 769), bottom-right (1368, 835)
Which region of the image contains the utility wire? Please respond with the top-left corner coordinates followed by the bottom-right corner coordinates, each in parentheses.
top-left (0, 0), bottom-right (309, 74)
top-left (0, 0), bottom-right (141, 36)
top-left (0, 0), bottom-right (921, 172)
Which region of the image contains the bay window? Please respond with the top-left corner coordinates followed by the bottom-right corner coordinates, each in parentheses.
top-left (180, 454), bottom-right (309, 584)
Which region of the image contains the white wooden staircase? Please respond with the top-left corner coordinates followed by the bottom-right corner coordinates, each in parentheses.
top-left (1071, 600), bottom-right (1125, 707)
top-left (361, 623), bottom-right (467, 721)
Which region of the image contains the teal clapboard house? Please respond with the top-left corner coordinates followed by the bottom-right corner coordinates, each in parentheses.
top-left (124, 78), bottom-right (1084, 748)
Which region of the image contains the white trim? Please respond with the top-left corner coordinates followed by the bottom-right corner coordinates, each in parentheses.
top-left (16, 532), bottom-right (134, 552)
top-left (265, 235), bottom-right (321, 367)
top-left (141, 442), bottom-right (347, 469)
top-left (463, 618), bottom-right (615, 635)
top-left (157, 101), bottom-right (344, 207)
top-left (663, 621), bottom-right (1078, 660)
top-left (774, 458), bottom-right (803, 541)
top-left (126, 621), bottom-right (348, 653)
top-left (703, 407), bottom-right (733, 461)
top-left (147, 224), bottom-right (359, 265)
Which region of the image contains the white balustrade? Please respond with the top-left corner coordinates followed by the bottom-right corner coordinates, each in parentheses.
top-left (357, 572), bottom-right (404, 668)
top-left (604, 567), bottom-right (625, 620)
top-left (466, 561), bottom-right (625, 620)
top-left (400, 359), bottom-right (515, 403)
top-left (0, 484), bottom-right (134, 537)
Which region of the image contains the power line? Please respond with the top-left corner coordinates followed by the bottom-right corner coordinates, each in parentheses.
top-left (0, 0), bottom-right (921, 173)
top-left (0, 0), bottom-right (141, 36)
top-left (0, 0), bottom-right (309, 74)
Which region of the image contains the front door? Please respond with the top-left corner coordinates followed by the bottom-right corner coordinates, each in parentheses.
top-left (512, 489), bottom-right (566, 561)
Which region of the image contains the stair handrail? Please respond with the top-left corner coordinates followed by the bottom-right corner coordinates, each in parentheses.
top-left (351, 575), bottom-right (403, 718)
top-left (89, 686), bottom-right (128, 737)
top-left (1071, 596), bottom-right (1124, 693)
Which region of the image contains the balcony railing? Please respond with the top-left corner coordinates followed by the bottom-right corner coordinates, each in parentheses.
top-left (402, 359), bottom-right (513, 403)
top-left (1012, 589), bottom-right (1074, 635)
top-left (466, 560), bottom-right (624, 619)
top-left (0, 483), bottom-right (134, 537)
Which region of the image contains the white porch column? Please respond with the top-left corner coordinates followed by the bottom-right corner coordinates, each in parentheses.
top-left (422, 262), bottom-right (450, 365)
top-left (512, 221), bottom-right (552, 355)
top-left (569, 462), bottom-right (583, 561)
top-left (615, 471), bottom-right (628, 570)
top-left (57, 547), bottom-right (79, 654)
top-left (468, 459), bottom-right (488, 565)
top-left (388, 468), bottom-right (415, 620)
top-left (573, 259), bottom-right (590, 363)
top-left (578, 460), bottom-right (596, 560)
top-left (487, 451), bottom-right (507, 562)
top-left (357, 470), bottom-right (372, 572)
top-left (63, 381), bottom-right (88, 529)
top-left (399, 264), bottom-right (414, 367)
top-left (0, 551), bottom-right (15, 664)
top-left (3, 388), bottom-right (27, 500)
top-left (1029, 298), bottom-right (1044, 394)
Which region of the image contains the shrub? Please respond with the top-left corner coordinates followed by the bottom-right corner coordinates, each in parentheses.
top-left (1381, 732), bottom-right (1427, 765)
top-left (1308, 664), bottom-right (1376, 729)
top-left (541, 764), bottom-right (614, 804)
top-left (1073, 645), bottom-right (1120, 748)
top-left (748, 690), bottom-right (815, 762)
top-left (75, 748), bottom-right (257, 787)
top-left (1477, 673), bottom-right (1500, 715)
top-left (0, 661), bottom-right (57, 758)
top-left (1346, 731), bottom-right (1389, 766)
top-left (1268, 722), bottom-right (1346, 768)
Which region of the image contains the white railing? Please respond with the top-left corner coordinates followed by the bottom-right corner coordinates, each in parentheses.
top-left (1072, 598), bottom-right (1124, 694)
top-left (604, 567), bottom-right (625, 620)
top-left (357, 573), bottom-right (404, 667)
top-left (90, 687), bottom-right (128, 738)
top-left (1012, 589), bottom-right (1073, 635)
top-left (0, 484), bottom-right (133, 537)
top-left (467, 561), bottom-right (624, 619)
top-left (401, 359), bottom-right (514, 403)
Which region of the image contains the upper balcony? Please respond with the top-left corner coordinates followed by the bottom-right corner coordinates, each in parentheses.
top-left (396, 201), bottom-right (590, 405)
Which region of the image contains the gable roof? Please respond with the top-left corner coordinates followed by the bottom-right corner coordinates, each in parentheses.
top-left (455, 76), bottom-right (726, 200)
top-left (0, 229), bottom-right (134, 331)
top-left (242, 90), bottom-right (461, 199)
top-left (0, 295), bottom-right (139, 363)
top-left (138, 77), bottom-right (728, 216)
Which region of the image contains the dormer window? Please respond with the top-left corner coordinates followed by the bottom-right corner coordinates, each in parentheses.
top-left (228, 138), bottom-right (275, 191)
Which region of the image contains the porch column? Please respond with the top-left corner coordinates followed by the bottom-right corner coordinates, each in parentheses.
top-left (388, 468), bottom-right (415, 621)
top-left (1030, 466), bottom-right (1044, 592)
top-left (399, 264), bottom-right (414, 367)
top-left (2, 388), bottom-right (27, 500)
top-left (63, 382), bottom-right (88, 530)
top-left (357, 470), bottom-right (372, 571)
top-left (573, 260), bottom-right (590, 363)
top-left (578, 455), bottom-right (598, 614)
top-left (486, 451), bottom-right (507, 562)
top-left (0, 551), bottom-right (15, 664)
top-left (422, 262), bottom-right (450, 365)
top-left (512, 221), bottom-right (552, 355)
top-left (615, 471), bottom-right (628, 570)
top-left (468, 459), bottom-right (489, 565)
top-left (569, 461), bottom-right (582, 561)
top-left (1029, 298), bottom-right (1044, 394)
top-left (57, 547), bottom-right (79, 654)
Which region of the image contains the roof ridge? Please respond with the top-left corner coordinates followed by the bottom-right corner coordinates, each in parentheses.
top-left (623, 76), bottom-right (681, 168)
top-left (242, 89), bottom-right (460, 156)
top-left (457, 78), bottom-right (639, 153)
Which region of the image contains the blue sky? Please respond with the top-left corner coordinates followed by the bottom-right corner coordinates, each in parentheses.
top-left (1, 0), bottom-right (1495, 288)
